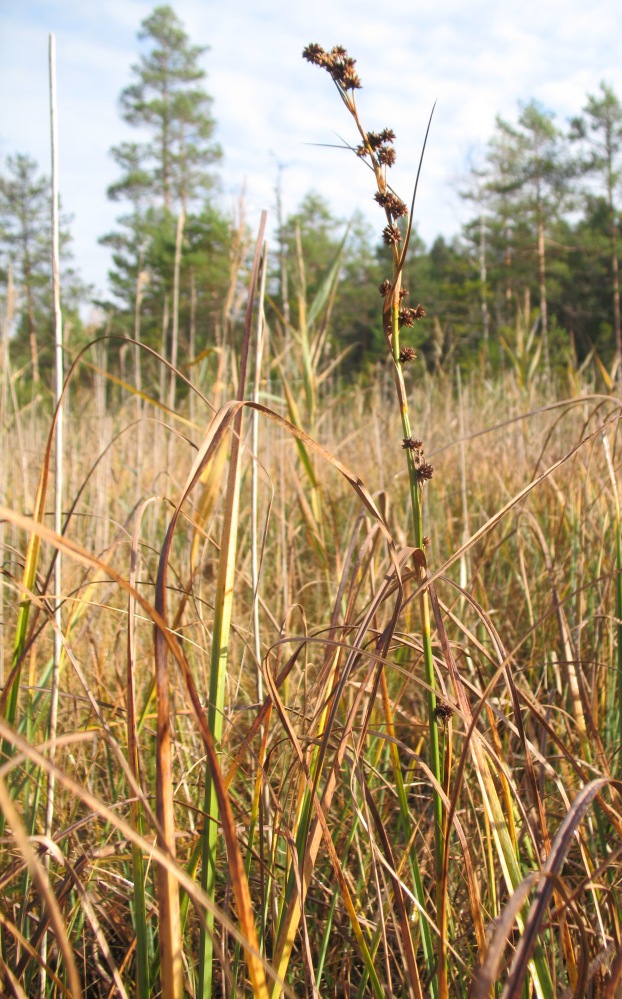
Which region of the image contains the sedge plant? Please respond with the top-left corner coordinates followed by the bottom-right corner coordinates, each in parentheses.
top-left (301, 45), bottom-right (562, 999)
top-left (302, 41), bottom-right (445, 985)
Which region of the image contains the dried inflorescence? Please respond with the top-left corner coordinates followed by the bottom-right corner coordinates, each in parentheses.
top-left (302, 44), bottom-right (413, 264)
top-left (303, 43), bottom-right (432, 489)
top-left (303, 48), bottom-right (399, 174)
top-left (434, 701), bottom-right (454, 723)
top-left (357, 129), bottom-right (397, 168)
top-left (416, 461), bottom-right (434, 482)
top-left (302, 44), bottom-right (362, 91)
top-left (376, 146), bottom-right (396, 167)
top-left (399, 305), bottom-right (426, 327)
top-left (367, 129), bottom-right (396, 149)
top-left (399, 346), bottom-right (417, 364)
top-left (401, 437), bottom-right (434, 482)
top-left (382, 224), bottom-right (402, 246)
top-left (374, 191), bottom-right (408, 219)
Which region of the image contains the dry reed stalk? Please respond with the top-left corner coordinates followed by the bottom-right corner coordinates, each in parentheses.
top-left (169, 208), bottom-right (185, 411)
top-left (195, 213), bottom-right (267, 997)
top-left (46, 22), bottom-right (63, 855)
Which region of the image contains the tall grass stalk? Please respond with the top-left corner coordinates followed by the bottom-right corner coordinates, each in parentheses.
top-left (198, 213), bottom-right (267, 998)
top-left (302, 42), bottom-right (446, 987)
top-left (133, 255), bottom-right (147, 479)
top-left (127, 499), bottom-right (156, 999)
top-left (251, 240), bottom-right (269, 704)
top-left (226, 237), bottom-right (269, 997)
top-left (40, 33), bottom-right (64, 992)
top-left (604, 432), bottom-right (622, 777)
top-left (168, 209), bottom-right (185, 411)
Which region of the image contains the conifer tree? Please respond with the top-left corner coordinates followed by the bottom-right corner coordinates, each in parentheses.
top-left (0, 154), bottom-right (51, 382)
top-left (101, 5), bottom-right (228, 388)
top-left (485, 101), bottom-right (571, 363)
top-left (0, 153), bottom-right (84, 384)
top-left (570, 83), bottom-right (622, 366)
top-left (115, 4), bottom-right (221, 212)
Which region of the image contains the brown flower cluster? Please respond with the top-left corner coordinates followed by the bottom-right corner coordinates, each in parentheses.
top-left (376, 146), bottom-right (396, 167)
top-left (434, 701), bottom-right (454, 722)
top-left (401, 437), bottom-right (434, 482)
top-left (302, 44), bottom-right (362, 90)
top-left (356, 128), bottom-right (396, 167)
top-left (416, 462), bottom-right (434, 481)
top-left (382, 224), bottom-right (402, 246)
top-left (399, 305), bottom-right (426, 327)
top-left (399, 346), bottom-right (417, 363)
top-left (367, 129), bottom-right (396, 148)
top-left (374, 190), bottom-right (408, 219)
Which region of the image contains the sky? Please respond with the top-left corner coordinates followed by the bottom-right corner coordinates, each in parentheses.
top-left (1, 0), bottom-right (622, 304)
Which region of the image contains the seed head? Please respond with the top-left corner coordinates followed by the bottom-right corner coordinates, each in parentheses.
top-left (378, 279), bottom-right (392, 296)
top-left (399, 346), bottom-right (417, 364)
top-left (374, 191), bottom-right (408, 219)
top-left (382, 224), bottom-right (401, 246)
top-left (377, 146), bottom-right (397, 167)
top-left (434, 701), bottom-right (454, 722)
top-left (303, 44), bottom-right (362, 90)
top-left (366, 131), bottom-right (385, 151)
top-left (399, 305), bottom-right (426, 327)
top-left (415, 461), bottom-right (434, 482)
top-left (302, 43), bottom-right (326, 65)
top-left (402, 437), bottom-right (424, 451)
top-left (338, 61), bottom-right (362, 90)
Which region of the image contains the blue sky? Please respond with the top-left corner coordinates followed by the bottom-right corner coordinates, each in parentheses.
top-left (1, 0), bottom-right (622, 303)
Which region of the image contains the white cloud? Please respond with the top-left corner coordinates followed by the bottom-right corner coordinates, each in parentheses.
top-left (1, 0), bottom-right (622, 296)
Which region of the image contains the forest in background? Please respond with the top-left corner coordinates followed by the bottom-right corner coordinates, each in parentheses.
top-left (2, 4), bottom-right (622, 394)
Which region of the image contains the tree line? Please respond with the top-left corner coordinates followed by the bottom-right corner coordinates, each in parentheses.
top-left (2, 4), bottom-right (622, 395)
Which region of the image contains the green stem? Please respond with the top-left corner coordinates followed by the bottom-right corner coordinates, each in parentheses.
top-left (390, 289), bottom-right (445, 979)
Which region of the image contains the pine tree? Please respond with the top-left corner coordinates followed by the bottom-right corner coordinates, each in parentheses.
top-left (101, 4), bottom-right (229, 393)
top-left (570, 83), bottom-right (622, 366)
top-left (0, 154), bottom-right (51, 382)
top-left (485, 101), bottom-right (571, 365)
top-left (0, 153), bottom-right (85, 385)
top-left (116, 4), bottom-right (221, 212)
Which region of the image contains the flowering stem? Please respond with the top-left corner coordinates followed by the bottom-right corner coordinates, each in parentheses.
top-left (303, 43), bottom-right (445, 990)
top-left (390, 278), bottom-right (444, 918)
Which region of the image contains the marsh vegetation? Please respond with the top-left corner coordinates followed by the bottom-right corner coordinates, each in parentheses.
top-left (3, 14), bottom-right (622, 999)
